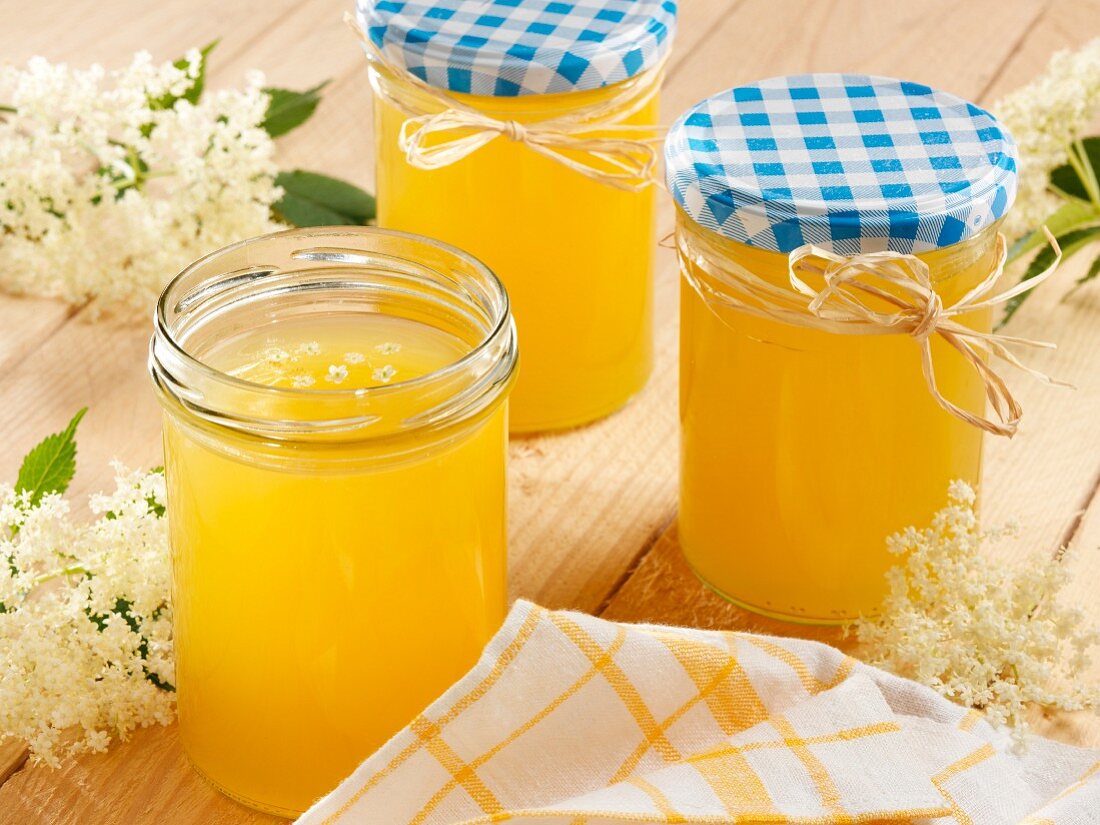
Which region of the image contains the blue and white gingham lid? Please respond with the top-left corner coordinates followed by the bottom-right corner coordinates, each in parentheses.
top-left (358, 0), bottom-right (677, 96)
top-left (665, 74), bottom-right (1018, 255)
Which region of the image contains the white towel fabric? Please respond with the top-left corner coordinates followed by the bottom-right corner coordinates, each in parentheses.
top-left (299, 600), bottom-right (1100, 824)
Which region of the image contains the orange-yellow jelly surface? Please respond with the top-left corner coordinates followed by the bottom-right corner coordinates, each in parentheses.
top-left (374, 77), bottom-right (659, 432)
top-left (678, 216), bottom-right (998, 624)
top-left (163, 315), bottom-right (507, 817)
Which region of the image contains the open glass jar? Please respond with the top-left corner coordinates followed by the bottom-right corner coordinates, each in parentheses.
top-left (149, 227), bottom-right (517, 816)
top-left (357, 0), bottom-right (677, 432)
top-left (666, 75), bottom-right (1020, 624)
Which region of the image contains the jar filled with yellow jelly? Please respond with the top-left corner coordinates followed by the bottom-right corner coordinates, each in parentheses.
top-left (356, 0), bottom-right (677, 432)
top-left (149, 228), bottom-right (517, 816)
top-left (665, 75), bottom-right (1020, 624)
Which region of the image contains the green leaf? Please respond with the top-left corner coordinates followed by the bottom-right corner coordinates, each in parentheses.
top-left (94, 141), bottom-right (152, 200)
top-left (182, 39), bottom-right (219, 105)
top-left (1007, 198), bottom-right (1100, 262)
top-left (1050, 137), bottom-right (1100, 203)
top-left (272, 170), bottom-right (376, 227)
top-left (1076, 252), bottom-right (1100, 288)
top-left (261, 82), bottom-right (329, 138)
top-left (150, 39), bottom-right (219, 111)
top-left (15, 408), bottom-right (87, 507)
top-left (1051, 164), bottom-right (1088, 202)
top-left (999, 226), bottom-right (1100, 328)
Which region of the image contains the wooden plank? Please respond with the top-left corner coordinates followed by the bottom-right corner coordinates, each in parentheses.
top-left (976, 0), bottom-right (1100, 562)
top-left (0, 0), bottom-right (300, 66)
top-left (0, 301), bottom-right (75, 379)
top-left (999, 0), bottom-right (1100, 740)
top-left (0, 727), bottom-right (278, 825)
top-left (1031, 481), bottom-right (1100, 744)
top-left (0, 743), bottom-right (27, 788)
top-left (980, 238), bottom-right (1100, 561)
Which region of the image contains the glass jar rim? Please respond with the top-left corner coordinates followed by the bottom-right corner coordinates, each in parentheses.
top-left (150, 226), bottom-right (518, 442)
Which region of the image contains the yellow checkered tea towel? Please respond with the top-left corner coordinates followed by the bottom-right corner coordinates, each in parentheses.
top-left (298, 600), bottom-right (1100, 824)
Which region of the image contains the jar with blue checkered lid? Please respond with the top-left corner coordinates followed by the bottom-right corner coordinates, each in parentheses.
top-left (666, 75), bottom-right (1024, 624)
top-left (354, 0), bottom-right (676, 431)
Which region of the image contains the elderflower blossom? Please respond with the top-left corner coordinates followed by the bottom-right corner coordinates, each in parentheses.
top-left (0, 50), bottom-right (283, 313)
top-left (291, 374), bottom-right (316, 389)
top-left (993, 38), bottom-right (1100, 240)
top-left (0, 464), bottom-right (173, 765)
top-left (856, 481), bottom-right (1099, 746)
top-left (372, 364), bottom-right (397, 384)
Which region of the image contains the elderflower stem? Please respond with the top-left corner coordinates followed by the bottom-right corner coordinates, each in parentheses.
top-left (1067, 139), bottom-right (1100, 205)
top-left (31, 564), bottom-right (90, 587)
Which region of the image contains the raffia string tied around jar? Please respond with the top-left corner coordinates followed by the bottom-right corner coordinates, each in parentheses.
top-left (678, 225), bottom-right (1067, 438)
top-left (346, 13), bottom-right (666, 191)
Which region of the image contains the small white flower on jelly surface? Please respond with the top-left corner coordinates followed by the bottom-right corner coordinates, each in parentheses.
top-left (372, 365), bottom-right (397, 384)
top-left (324, 364), bottom-right (349, 384)
top-left (264, 347), bottom-right (289, 363)
top-left (291, 374), bottom-right (316, 388)
top-left (298, 341), bottom-right (321, 356)
top-left (344, 351), bottom-right (366, 364)
top-left (375, 342), bottom-right (402, 355)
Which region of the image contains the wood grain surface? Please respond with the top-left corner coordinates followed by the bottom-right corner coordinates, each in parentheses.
top-left (0, 1), bottom-right (1097, 821)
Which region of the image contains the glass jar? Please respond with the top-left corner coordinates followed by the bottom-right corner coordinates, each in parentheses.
top-left (149, 227), bottom-right (517, 816)
top-left (358, 0), bottom-right (677, 432)
top-left (677, 213), bottom-right (998, 623)
top-left (665, 74), bottom-right (1019, 624)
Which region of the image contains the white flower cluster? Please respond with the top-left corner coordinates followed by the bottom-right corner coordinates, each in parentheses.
top-left (994, 38), bottom-right (1100, 240)
top-left (0, 50), bottom-right (282, 313)
top-left (856, 481), bottom-right (1099, 746)
top-left (0, 465), bottom-right (173, 765)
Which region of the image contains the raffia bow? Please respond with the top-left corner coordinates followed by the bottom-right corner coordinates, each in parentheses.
top-left (678, 226), bottom-right (1067, 437)
top-left (346, 13), bottom-right (665, 191)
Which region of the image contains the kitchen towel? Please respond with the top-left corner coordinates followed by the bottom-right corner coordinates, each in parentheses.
top-left (299, 600), bottom-right (1100, 824)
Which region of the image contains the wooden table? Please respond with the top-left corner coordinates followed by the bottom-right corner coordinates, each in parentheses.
top-left (1, 0), bottom-right (1098, 821)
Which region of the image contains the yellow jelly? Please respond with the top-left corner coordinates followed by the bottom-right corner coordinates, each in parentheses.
top-left (150, 229), bottom-right (517, 816)
top-left (370, 64), bottom-right (663, 432)
top-left (677, 214), bottom-right (998, 623)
